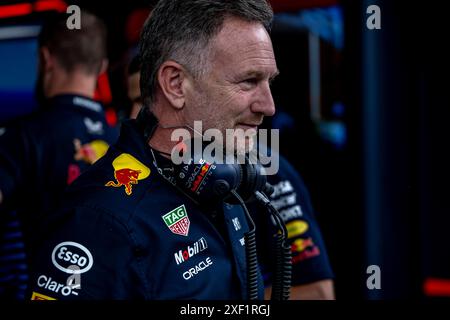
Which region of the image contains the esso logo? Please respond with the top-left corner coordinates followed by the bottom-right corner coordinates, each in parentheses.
top-left (51, 241), bottom-right (93, 274)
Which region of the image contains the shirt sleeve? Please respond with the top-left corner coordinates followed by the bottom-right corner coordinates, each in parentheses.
top-left (28, 204), bottom-right (149, 300)
top-left (256, 155), bottom-right (334, 286)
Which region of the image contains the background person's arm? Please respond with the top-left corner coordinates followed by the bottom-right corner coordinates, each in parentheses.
top-left (290, 279), bottom-right (335, 300)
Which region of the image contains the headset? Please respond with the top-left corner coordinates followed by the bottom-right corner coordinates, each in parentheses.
top-left (136, 106), bottom-right (273, 204)
top-left (136, 106), bottom-right (291, 300)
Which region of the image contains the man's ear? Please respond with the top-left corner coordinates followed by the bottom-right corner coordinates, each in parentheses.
top-left (157, 60), bottom-right (188, 110)
top-left (99, 59), bottom-right (109, 75)
top-left (39, 47), bottom-right (53, 72)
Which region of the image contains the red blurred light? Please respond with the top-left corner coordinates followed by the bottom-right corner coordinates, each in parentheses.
top-left (94, 72), bottom-right (113, 106)
top-left (34, 0), bottom-right (67, 13)
top-left (424, 278), bottom-right (450, 297)
top-left (0, 4), bottom-right (32, 19)
top-left (0, 0), bottom-right (66, 19)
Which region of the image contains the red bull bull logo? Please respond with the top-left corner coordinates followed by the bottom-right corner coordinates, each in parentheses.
top-left (291, 237), bottom-right (314, 253)
top-left (291, 237), bottom-right (321, 264)
top-left (74, 139), bottom-right (109, 164)
top-left (105, 153), bottom-right (150, 195)
top-left (67, 139), bottom-right (110, 185)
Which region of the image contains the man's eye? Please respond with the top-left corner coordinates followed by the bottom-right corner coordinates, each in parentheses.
top-left (240, 78), bottom-right (258, 89)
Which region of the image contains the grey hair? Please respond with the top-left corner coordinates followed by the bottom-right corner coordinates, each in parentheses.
top-left (139, 0), bottom-right (273, 108)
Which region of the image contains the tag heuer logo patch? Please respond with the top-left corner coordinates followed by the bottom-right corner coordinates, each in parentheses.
top-left (162, 205), bottom-right (190, 236)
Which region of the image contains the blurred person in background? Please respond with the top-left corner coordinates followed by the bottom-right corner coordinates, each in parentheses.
top-left (0, 11), bottom-right (118, 299)
top-left (127, 55), bottom-right (142, 119)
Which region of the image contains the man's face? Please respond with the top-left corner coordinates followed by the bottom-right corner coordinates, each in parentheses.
top-left (183, 17), bottom-right (278, 153)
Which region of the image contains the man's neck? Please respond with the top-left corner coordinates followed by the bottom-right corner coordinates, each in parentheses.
top-left (47, 71), bottom-right (97, 99)
top-left (147, 104), bottom-right (188, 157)
top-left (148, 126), bottom-right (179, 157)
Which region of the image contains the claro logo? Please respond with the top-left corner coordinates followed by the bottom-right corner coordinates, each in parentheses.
top-left (51, 241), bottom-right (94, 274)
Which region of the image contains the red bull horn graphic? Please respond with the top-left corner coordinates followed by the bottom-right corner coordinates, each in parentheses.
top-left (105, 153), bottom-right (150, 195)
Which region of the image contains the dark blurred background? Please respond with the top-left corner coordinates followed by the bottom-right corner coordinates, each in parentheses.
top-left (0, 0), bottom-right (448, 300)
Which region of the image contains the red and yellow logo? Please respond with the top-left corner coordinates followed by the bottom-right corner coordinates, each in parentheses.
top-left (291, 237), bottom-right (315, 253)
top-left (191, 163), bottom-right (211, 192)
top-left (74, 139), bottom-right (109, 164)
top-left (286, 220), bottom-right (309, 239)
top-left (31, 292), bottom-right (56, 300)
top-left (291, 237), bottom-right (321, 264)
top-left (67, 139), bottom-right (110, 185)
top-left (105, 153), bottom-right (150, 195)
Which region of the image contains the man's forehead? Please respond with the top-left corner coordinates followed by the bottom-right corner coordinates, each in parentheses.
top-left (209, 17), bottom-right (277, 72)
top-left (212, 16), bottom-right (272, 50)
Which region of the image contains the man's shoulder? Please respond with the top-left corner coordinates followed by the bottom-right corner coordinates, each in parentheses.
top-left (9, 107), bottom-right (67, 129)
top-left (6, 100), bottom-right (116, 138)
top-left (266, 153), bottom-right (303, 184)
top-left (64, 148), bottom-right (180, 220)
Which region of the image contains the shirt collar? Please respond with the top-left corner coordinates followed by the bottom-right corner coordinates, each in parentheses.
top-left (115, 119), bottom-right (156, 168)
top-left (47, 94), bottom-right (104, 114)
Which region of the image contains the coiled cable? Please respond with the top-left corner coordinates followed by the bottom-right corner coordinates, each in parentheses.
top-left (255, 191), bottom-right (292, 301)
top-left (231, 190), bottom-right (260, 300)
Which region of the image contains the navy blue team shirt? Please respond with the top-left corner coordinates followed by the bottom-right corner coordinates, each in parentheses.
top-left (27, 119), bottom-right (333, 300)
top-left (0, 94), bottom-right (118, 298)
top-left (251, 155), bottom-right (334, 287)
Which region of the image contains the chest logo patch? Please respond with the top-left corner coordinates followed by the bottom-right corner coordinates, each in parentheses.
top-left (162, 204), bottom-right (190, 236)
top-left (105, 153), bottom-right (150, 195)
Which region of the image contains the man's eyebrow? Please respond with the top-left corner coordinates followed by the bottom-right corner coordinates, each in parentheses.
top-left (241, 69), bottom-right (280, 79)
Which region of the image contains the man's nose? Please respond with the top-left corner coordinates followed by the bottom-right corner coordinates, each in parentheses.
top-left (251, 81), bottom-right (276, 117)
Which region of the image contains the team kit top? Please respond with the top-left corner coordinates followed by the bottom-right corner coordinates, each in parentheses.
top-left (26, 119), bottom-right (333, 300)
top-left (0, 95), bottom-right (119, 233)
top-left (0, 95), bottom-right (118, 298)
